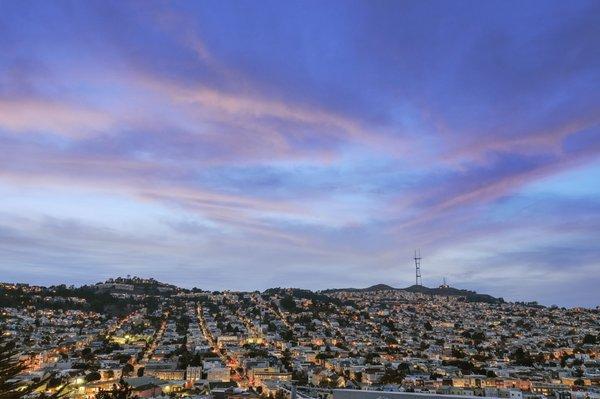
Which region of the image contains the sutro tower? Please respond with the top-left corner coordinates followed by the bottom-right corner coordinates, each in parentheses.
top-left (414, 249), bottom-right (422, 286)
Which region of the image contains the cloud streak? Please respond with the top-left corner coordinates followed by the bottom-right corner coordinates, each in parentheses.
top-left (0, 0), bottom-right (598, 306)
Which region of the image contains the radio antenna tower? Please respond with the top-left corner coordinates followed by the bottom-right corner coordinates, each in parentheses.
top-left (414, 249), bottom-right (422, 286)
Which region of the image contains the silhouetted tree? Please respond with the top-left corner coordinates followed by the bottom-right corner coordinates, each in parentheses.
top-left (95, 379), bottom-right (131, 399)
top-left (0, 330), bottom-right (64, 399)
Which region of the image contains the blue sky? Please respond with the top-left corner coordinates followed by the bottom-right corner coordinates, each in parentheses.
top-left (0, 0), bottom-right (599, 306)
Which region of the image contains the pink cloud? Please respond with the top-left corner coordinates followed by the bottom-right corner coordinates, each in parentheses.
top-left (0, 98), bottom-right (113, 137)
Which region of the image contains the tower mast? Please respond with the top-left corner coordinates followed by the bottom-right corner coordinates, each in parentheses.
top-left (414, 249), bottom-right (422, 286)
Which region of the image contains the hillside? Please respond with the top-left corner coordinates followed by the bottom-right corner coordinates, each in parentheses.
top-left (323, 283), bottom-right (504, 304)
top-left (93, 276), bottom-right (178, 295)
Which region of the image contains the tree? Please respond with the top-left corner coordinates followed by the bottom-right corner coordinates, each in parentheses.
top-left (582, 334), bottom-right (597, 345)
top-left (281, 349), bottom-right (292, 371)
top-left (471, 331), bottom-right (485, 342)
top-left (189, 353), bottom-right (202, 367)
top-left (0, 331), bottom-right (61, 399)
top-left (95, 380), bottom-right (131, 399)
top-left (512, 348), bottom-right (534, 367)
top-left (81, 348), bottom-right (94, 361)
top-left (451, 348), bottom-right (466, 359)
top-left (379, 366), bottom-right (406, 384)
top-left (280, 296), bottom-right (297, 312)
top-left (84, 372), bottom-right (101, 383)
top-left (121, 364), bottom-right (134, 377)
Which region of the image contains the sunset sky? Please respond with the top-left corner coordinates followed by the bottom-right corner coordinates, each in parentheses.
top-left (0, 0), bottom-right (599, 306)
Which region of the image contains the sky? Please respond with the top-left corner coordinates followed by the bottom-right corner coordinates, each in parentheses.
top-left (0, 0), bottom-right (599, 307)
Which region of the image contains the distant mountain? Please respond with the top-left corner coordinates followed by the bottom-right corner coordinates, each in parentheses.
top-left (403, 284), bottom-right (503, 303)
top-left (320, 283), bottom-right (396, 293)
top-left (23, 275), bottom-right (503, 304)
top-left (364, 283), bottom-right (396, 291)
top-left (323, 283), bottom-right (504, 304)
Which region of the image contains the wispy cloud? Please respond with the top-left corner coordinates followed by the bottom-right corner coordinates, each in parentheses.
top-left (0, 0), bottom-right (598, 306)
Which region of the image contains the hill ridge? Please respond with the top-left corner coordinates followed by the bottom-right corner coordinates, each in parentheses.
top-left (322, 283), bottom-right (504, 304)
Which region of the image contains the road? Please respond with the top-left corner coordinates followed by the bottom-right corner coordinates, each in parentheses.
top-left (196, 304), bottom-right (248, 387)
